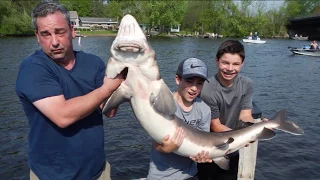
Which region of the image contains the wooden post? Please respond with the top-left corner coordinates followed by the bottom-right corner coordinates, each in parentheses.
top-left (237, 118), bottom-right (261, 180)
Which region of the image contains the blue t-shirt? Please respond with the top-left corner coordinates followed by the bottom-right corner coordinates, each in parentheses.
top-left (16, 50), bottom-right (106, 179)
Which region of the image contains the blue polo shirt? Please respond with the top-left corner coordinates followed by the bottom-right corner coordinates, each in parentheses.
top-left (16, 50), bottom-right (106, 179)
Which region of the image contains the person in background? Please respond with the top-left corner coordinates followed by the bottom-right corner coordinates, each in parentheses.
top-left (198, 40), bottom-right (255, 180)
top-left (252, 32), bottom-right (258, 40)
top-left (310, 40), bottom-right (318, 50)
top-left (248, 32), bottom-right (253, 40)
top-left (147, 57), bottom-right (212, 180)
top-left (15, 1), bottom-right (124, 179)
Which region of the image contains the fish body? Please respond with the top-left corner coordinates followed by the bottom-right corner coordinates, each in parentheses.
top-left (103, 14), bottom-right (304, 170)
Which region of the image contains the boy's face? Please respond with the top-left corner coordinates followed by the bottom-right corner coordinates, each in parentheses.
top-left (216, 53), bottom-right (243, 82)
top-left (175, 75), bottom-right (205, 103)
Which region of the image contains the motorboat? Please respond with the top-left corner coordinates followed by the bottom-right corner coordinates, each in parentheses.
top-left (242, 38), bottom-right (266, 44)
top-left (288, 46), bottom-right (320, 56)
top-left (291, 36), bottom-right (308, 41)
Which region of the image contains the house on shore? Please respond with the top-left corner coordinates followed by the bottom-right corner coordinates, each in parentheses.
top-left (69, 11), bottom-right (118, 30)
top-left (170, 24), bottom-right (181, 33)
top-left (79, 17), bottom-right (118, 30)
top-left (70, 11), bottom-right (80, 27)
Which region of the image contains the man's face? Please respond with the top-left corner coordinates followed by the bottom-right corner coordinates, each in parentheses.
top-left (216, 53), bottom-right (243, 82)
top-left (176, 76), bottom-right (205, 103)
top-left (35, 12), bottom-right (75, 62)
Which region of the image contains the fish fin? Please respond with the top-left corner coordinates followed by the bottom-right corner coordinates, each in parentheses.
top-left (102, 84), bottom-right (131, 113)
top-left (213, 156), bottom-right (230, 170)
top-left (257, 127), bottom-right (276, 140)
top-left (216, 138), bottom-right (234, 150)
top-left (150, 79), bottom-right (176, 116)
top-left (271, 109), bottom-right (304, 135)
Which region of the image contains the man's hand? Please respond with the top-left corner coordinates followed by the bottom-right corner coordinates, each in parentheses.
top-left (102, 71), bottom-right (125, 93)
top-left (154, 127), bottom-right (184, 153)
top-left (105, 107), bottom-right (118, 118)
top-left (190, 150), bottom-right (213, 163)
top-left (100, 69), bottom-right (127, 117)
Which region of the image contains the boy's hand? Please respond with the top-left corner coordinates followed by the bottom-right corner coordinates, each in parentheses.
top-left (154, 127), bottom-right (184, 153)
top-left (190, 150), bottom-right (213, 163)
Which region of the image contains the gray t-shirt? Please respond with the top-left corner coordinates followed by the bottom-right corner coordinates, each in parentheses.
top-left (200, 74), bottom-right (253, 129)
top-left (147, 97), bottom-right (211, 180)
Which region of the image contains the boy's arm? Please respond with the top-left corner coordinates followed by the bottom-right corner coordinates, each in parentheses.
top-left (239, 79), bottom-right (254, 123)
top-left (210, 118), bottom-right (232, 132)
top-left (239, 109), bottom-right (254, 123)
top-left (153, 127), bottom-right (184, 153)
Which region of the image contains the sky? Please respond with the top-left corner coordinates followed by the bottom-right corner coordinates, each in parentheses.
top-left (102, 0), bottom-right (285, 11)
top-left (234, 0), bottom-right (285, 11)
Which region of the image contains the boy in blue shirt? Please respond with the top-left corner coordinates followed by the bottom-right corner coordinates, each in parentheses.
top-left (147, 58), bottom-right (212, 180)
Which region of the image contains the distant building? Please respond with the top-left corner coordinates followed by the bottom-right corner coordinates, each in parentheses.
top-left (79, 17), bottom-right (118, 29)
top-left (69, 11), bottom-right (118, 30)
top-left (170, 24), bottom-right (180, 33)
top-left (69, 11), bottom-right (80, 27)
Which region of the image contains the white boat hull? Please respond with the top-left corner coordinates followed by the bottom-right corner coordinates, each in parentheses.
top-left (242, 39), bottom-right (266, 44)
top-left (290, 48), bottom-right (320, 56)
top-left (291, 36), bottom-right (308, 41)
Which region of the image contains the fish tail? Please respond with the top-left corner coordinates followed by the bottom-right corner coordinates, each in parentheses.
top-left (273, 110), bottom-right (304, 135)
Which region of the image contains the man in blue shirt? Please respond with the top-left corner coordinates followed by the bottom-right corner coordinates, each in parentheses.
top-left (15, 2), bottom-right (123, 179)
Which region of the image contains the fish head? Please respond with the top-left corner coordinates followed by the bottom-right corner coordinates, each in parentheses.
top-left (107, 14), bottom-right (159, 81)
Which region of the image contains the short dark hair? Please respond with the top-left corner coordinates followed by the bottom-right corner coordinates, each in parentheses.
top-left (216, 40), bottom-right (245, 62)
top-left (32, 1), bottom-right (70, 31)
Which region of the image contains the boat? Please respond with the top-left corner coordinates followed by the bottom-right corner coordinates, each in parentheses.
top-left (291, 36), bottom-right (308, 41)
top-left (242, 38), bottom-right (266, 44)
top-left (288, 46), bottom-right (320, 56)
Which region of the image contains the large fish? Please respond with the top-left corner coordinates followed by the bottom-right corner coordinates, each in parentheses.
top-left (103, 14), bottom-right (304, 170)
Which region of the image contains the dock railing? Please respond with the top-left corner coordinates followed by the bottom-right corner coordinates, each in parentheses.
top-left (238, 102), bottom-right (262, 180)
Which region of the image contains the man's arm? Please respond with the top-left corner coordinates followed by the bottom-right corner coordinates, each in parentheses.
top-left (210, 118), bottom-right (232, 132)
top-left (33, 75), bottom-right (123, 128)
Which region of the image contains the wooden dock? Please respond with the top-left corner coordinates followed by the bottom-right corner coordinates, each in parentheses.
top-left (238, 118), bottom-right (261, 180)
top-left (238, 103), bottom-right (262, 179)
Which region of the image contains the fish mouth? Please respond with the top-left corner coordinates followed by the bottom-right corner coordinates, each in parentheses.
top-left (112, 14), bottom-right (147, 53)
top-left (114, 40), bottom-right (146, 53)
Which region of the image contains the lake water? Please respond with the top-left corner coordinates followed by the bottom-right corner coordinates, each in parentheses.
top-left (0, 36), bottom-right (319, 180)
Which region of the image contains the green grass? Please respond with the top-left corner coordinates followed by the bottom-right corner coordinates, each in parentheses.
top-left (79, 30), bottom-right (118, 35)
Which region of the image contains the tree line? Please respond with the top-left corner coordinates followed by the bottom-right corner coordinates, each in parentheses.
top-left (0, 0), bottom-right (319, 37)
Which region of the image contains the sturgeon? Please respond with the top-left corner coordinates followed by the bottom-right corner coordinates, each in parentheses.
top-left (102, 14), bottom-right (304, 170)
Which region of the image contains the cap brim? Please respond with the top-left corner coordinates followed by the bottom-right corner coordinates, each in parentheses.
top-left (181, 74), bottom-right (209, 82)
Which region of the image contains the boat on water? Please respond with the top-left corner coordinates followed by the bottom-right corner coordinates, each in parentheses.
top-left (291, 36), bottom-right (308, 41)
top-left (242, 38), bottom-right (266, 44)
top-left (288, 46), bottom-right (320, 56)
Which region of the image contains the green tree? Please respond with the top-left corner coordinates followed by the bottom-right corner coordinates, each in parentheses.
top-left (284, 0), bottom-right (320, 18)
top-left (0, 0), bottom-right (33, 36)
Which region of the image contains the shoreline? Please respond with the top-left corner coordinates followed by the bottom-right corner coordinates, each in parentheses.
top-left (1, 34), bottom-right (292, 39)
top-left (80, 34), bottom-right (117, 37)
